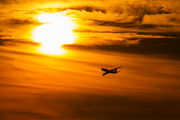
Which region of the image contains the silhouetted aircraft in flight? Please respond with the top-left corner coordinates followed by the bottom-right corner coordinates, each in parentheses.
top-left (101, 66), bottom-right (122, 76)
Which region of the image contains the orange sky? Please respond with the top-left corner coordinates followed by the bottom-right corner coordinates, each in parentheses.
top-left (1, 45), bottom-right (180, 120)
top-left (0, 0), bottom-right (180, 120)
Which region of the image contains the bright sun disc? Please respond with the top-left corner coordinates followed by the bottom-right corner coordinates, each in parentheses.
top-left (32, 13), bottom-right (76, 55)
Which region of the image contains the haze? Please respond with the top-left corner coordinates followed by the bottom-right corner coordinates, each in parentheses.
top-left (0, 0), bottom-right (180, 120)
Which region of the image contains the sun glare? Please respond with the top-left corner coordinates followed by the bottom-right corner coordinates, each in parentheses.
top-left (32, 12), bottom-right (76, 55)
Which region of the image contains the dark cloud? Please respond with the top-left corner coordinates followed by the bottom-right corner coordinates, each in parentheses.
top-left (0, 0), bottom-right (18, 4)
top-left (168, 14), bottom-right (180, 23)
top-left (2, 0), bottom-right (179, 27)
top-left (64, 1), bottom-right (180, 24)
top-left (82, 19), bottom-right (174, 29)
top-left (126, 4), bottom-right (171, 23)
top-left (0, 39), bottom-right (3, 46)
top-left (4, 18), bottom-right (41, 26)
top-left (64, 37), bottom-right (180, 60)
top-left (25, 5), bottom-right (106, 14)
top-left (0, 37), bottom-right (39, 47)
top-left (70, 5), bottom-right (106, 13)
top-left (134, 31), bottom-right (180, 38)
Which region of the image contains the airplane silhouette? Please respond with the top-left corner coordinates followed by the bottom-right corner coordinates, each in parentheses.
top-left (101, 66), bottom-right (122, 76)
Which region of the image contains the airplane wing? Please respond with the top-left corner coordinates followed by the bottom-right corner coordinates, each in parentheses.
top-left (114, 66), bottom-right (122, 70)
top-left (110, 66), bottom-right (122, 71)
top-left (102, 72), bottom-right (108, 76)
top-left (101, 68), bottom-right (109, 71)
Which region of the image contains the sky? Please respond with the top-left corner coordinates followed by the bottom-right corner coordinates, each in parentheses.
top-left (0, 0), bottom-right (180, 120)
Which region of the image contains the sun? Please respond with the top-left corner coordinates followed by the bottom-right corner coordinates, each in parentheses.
top-left (32, 12), bottom-right (76, 55)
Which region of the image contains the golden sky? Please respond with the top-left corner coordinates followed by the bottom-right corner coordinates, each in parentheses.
top-left (0, 0), bottom-right (180, 120)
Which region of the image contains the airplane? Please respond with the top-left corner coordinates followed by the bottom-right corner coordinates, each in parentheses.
top-left (101, 66), bottom-right (122, 76)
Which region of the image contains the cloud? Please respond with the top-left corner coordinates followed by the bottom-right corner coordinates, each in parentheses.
top-left (62, 0), bottom-right (180, 23)
top-left (66, 5), bottom-right (106, 13)
top-left (168, 13), bottom-right (180, 23)
top-left (0, 1), bottom-right (180, 120)
top-left (0, 0), bottom-right (18, 4)
top-left (4, 18), bottom-right (41, 26)
top-left (64, 36), bottom-right (180, 60)
top-left (1, 0), bottom-right (180, 27)
top-left (1, 82), bottom-right (180, 120)
top-left (0, 37), bottom-right (40, 48)
top-left (0, 0), bottom-right (180, 58)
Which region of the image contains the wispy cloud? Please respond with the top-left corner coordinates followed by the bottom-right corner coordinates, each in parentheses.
top-left (0, 1), bottom-right (180, 120)
top-left (1, 44), bottom-right (180, 120)
top-left (4, 18), bottom-right (41, 26)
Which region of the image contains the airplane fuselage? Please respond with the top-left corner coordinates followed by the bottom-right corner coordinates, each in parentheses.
top-left (106, 70), bottom-right (118, 74)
